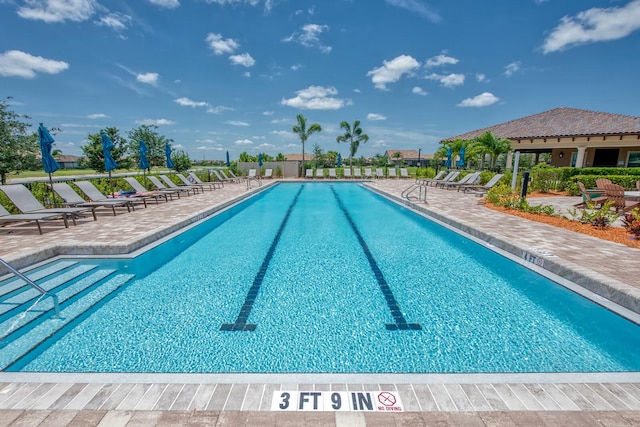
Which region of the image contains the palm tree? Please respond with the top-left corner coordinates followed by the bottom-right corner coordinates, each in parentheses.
top-left (336, 120), bottom-right (369, 173)
top-left (472, 131), bottom-right (512, 170)
top-left (292, 114), bottom-right (322, 177)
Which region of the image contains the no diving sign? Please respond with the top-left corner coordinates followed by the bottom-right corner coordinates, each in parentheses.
top-left (271, 391), bottom-right (403, 412)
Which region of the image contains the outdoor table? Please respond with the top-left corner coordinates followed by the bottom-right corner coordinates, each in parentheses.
top-left (624, 191), bottom-right (640, 201)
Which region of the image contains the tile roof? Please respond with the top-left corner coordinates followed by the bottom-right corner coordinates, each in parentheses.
top-left (443, 107), bottom-right (640, 142)
top-left (384, 149), bottom-right (419, 159)
top-left (284, 153), bottom-right (315, 161)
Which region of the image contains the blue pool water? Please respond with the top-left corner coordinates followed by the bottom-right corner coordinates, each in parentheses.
top-left (7, 182), bottom-right (640, 373)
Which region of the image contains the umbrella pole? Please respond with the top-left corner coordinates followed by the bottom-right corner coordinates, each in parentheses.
top-left (109, 171), bottom-right (115, 197)
top-left (48, 173), bottom-right (56, 207)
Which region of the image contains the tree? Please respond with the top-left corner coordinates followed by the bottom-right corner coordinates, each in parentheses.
top-left (336, 120), bottom-right (368, 172)
top-left (127, 125), bottom-right (174, 169)
top-left (275, 153), bottom-right (286, 161)
top-left (392, 151), bottom-right (401, 164)
top-left (312, 143), bottom-right (324, 168)
top-left (472, 131), bottom-right (512, 170)
top-left (171, 150), bottom-right (192, 173)
top-left (292, 114), bottom-right (321, 176)
top-left (0, 97), bottom-right (40, 184)
top-left (81, 127), bottom-right (132, 173)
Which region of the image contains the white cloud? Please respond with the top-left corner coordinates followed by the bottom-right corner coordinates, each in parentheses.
top-left (367, 55), bottom-right (420, 90)
top-left (174, 97), bottom-right (208, 108)
top-left (136, 72), bottom-right (159, 86)
top-left (504, 62), bottom-right (520, 77)
top-left (87, 113), bottom-right (108, 119)
top-left (476, 73), bottom-right (487, 82)
top-left (291, 64), bottom-right (302, 71)
top-left (0, 50), bottom-right (68, 78)
top-left (385, 0), bottom-right (441, 22)
top-left (205, 33), bottom-right (239, 55)
top-left (367, 113), bottom-right (387, 121)
top-left (457, 92), bottom-right (499, 107)
top-left (226, 120), bottom-right (250, 126)
top-left (95, 12), bottom-right (131, 31)
top-left (17, 0), bottom-right (98, 23)
top-left (136, 118), bottom-right (176, 125)
top-left (207, 105), bottom-right (234, 114)
top-left (542, 0), bottom-right (640, 53)
top-left (412, 86), bottom-right (427, 96)
top-left (205, 0), bottom-right (273, 13)
top-left (149, 0), bottom-right (180, 8)
top-left (425, 72), bottom-right (465, 87)
top-left (425, 53), bottom-right (458, 68)
top-left (263, 110), bottom-right (274, 115)
top-left (282, 24), bottom-right (331, 53)
top-left (229, 53), bottom-right (255, 67)
top-left (281, 85), bottom-right (350, 110)
top-left (235, 138), bottom-right (253, 145)
top-left (273, 130), bottom-right (296, 138)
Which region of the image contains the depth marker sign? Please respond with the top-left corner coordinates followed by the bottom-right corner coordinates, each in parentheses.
top-left (271, 391), bottom-right (403, 412)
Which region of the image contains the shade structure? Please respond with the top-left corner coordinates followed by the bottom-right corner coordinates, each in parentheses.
top-left (337, 153), bottom-right (342, 167)
top-left (139, 140), bottom-right (150, 170)
top-left (38, 124), bottom-right (60, 174)
top-left (457, 146), bottom-right (466, 167)
top-left (445, 148), bottom-right (452, 168)
top-left (226, 151), bottom-right (230, 167)
top-left (258, 153), bottom-right (263, 167)
top-left (165, 143), bottom-right (174, 169)
top-left (101, 132), bottom-right (118, 172)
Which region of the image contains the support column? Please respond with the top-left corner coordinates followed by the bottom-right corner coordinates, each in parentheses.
top-left (575, 146), bottom-right (587, 168)
top-left (506, 152), bottom-right (514, 170)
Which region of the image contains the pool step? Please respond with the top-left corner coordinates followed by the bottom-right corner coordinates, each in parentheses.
top-left (0, 261), bottom-right (78, 300)
top-left (0, 264), bottom-right (100, 318)
top-left (0, 272), bottom-right (135, 370)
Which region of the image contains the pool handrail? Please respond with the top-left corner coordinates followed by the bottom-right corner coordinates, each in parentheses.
top-left (0, 257), bottom-right (60, 318)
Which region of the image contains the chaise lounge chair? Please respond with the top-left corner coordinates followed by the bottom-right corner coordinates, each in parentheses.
top-left (316, 169), bottom-right (324, 179)
top-left (353, 168), bottom-right (362, 179)
top-left (420, 170), bottom-right (447, 185)
top-left (343, 168), bottom-right (352, 179)
top-left (0, 184), bottom-right (97, 223)
top-left (461, 173), bottom-right (504, 195)
top-left (305, 169), bottom-right (313, 179)
top-left (388, 168), bottom-right (397, 178)
top-left (432, 171), bottom-right (461, 188)
top-left (400, 168), bottom-right (409, 178)
top-left (264, 169), bottom-right (273, 179)
top-left (376, 168), bottom-right (384, 179)
top-left (179, 173), bottom-right (221, 190)
top-left (212, 169), bottom-right (237, 185)
top-left (123, 178), bottom-right (172, 202)
top-left (159, 174), bottom-right (202, 194)
top-left (147, 175), bottom-right (192, 197)
top-left (328, 168), bottom-right (337, 179)
top-left (73, 180), bottom-right (151, 207)
top-left (0, 204), bottom-right (69, 234)
top-left (51, 182), bottom-right (133, 216)
top-left (364, 168), bottom-right (373, 179)
top-left (440, 171), bottom-right (481, 190)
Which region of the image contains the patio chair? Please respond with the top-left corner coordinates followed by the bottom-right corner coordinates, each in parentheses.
top-left (74, 180), bottom-right (152, 207)
top-left (0, 184), bottom-right (97, 223)
top-left (602, 183), bottom-right (640, 213)
top-left (595, 178), bottom-right (612, 191)
top-left (574, 181), bottom-right (607, 208)
top-left (353, 168), bottom-right (362, 179)
top-left (420, 170), bottom-right (447, 185)
top-left (388, 168), bottom-right (397, 178)
top-left (264, 169), bottom-right (273, 179)
top-left (159, 175), bottom-right (203, 195)
top-left (123, 177), bottom-right (172, 202)
top-left (440, 172), bottom-right (481, 190)
top-left (0, 204), bottom-right (69, 234)
top-left (212, 170), bottom-right (237, 185)
top-left (305, 169), bottom-right (313, 179)
top-left (328, 168), bottom-right (337, 179)
top-left (364, 168), bottom-right (373, 179)
top-left (178, 173), bottom-right (221, 190)
top-left (50, 182), bottom-right (133, 216)
top-left (316, 168), bottom-right (324, 179)
top-left (462, 173), bottom-right (504, 195)
top-left (226, 170), bottom-right (245, 182)
top-left (146, 176), bottom-right (191, 198)
top-left (376, 168), bottom-right (384, 179)
top-left (400, 168), bottom-right (409, 178)
top-left (343, 168), bottom-right (352, 179)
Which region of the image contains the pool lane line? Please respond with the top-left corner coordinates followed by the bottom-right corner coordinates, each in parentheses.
top-left (330, 186), bottom-right (422, 331)
top-left (220, 185), bottom-right (305, 332)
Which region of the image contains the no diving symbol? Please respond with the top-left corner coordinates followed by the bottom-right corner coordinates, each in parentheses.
top-left (377, 392), bottom-right (397, 407)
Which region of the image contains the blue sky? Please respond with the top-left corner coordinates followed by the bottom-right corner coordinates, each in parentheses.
top-left (1, 0), bottom-right (639, 161)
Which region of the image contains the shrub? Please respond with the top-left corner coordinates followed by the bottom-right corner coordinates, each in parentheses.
top-left (622, 208), bottom-right (640, 238)
top-left (567, 201), bottom-right (619, 229)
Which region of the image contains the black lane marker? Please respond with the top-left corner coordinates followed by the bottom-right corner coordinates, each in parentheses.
top-left (330, 186), bottom-right (422, 331)
top-left (220, 185), bottom-right (304, 331)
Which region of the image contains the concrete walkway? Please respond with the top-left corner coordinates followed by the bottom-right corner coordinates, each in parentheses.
top-left (0, 178), bottom-right (639, 426)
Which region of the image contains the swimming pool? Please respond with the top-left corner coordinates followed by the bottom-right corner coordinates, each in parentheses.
top-left (2, 182), bottom-right (640, 373)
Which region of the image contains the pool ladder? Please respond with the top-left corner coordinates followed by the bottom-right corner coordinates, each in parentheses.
top-left (401, 179), bottom-right (428, 202)
top-left (0, 257), bottom-right (61, 318)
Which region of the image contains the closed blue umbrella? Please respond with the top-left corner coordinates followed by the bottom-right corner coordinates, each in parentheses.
top-left (337, 153), bottom-right (342, 167)
top-left (165, 143), bottom-right (174, 169)
top-left (457, 146), bottom-right (466, 168)
top-left (38, 123), bottom-right (60, 205)
top-left (445, 148), bottom-right (452, 168)
top-left (226, 151), bottom-right (230, 167)
top-left (258, 153), bottom-right (263, 167)
top-left (139, 140), bottom-right (150, 170)
top-left (101, 131), bottom-right (118, 195)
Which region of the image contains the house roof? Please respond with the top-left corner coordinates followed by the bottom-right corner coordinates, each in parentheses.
top-left (442, 107), bottom-right (640, 142)
top-left (384, 150), bottom-right (419, 159)
top-left (55, 154), bottom-right (81, 162)
top-left (284, 153), bottom-right (315, 161)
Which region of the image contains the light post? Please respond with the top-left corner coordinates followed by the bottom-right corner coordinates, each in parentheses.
top-left (417, 148), bottom-right (421, 168)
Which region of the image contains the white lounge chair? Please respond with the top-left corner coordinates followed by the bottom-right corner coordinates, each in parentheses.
top-left (305, 169), bottom-right (313, 179)
top-left (185, 172), bottom-right (222, 190)
top-left (364, 168), bottom-right (373, 179)
top-left (211, 170), bottom-right (236, 185)
top-left (328, 168), bottom-right (337, 179)
top-left (353, 168), bottom-right (362, 179)
top-left (421, 170), bottom-right (447, 185)
top-left (159, 174), bottom-right (202, 194)
top-left (343, 168), bottom-right (352, 179)
top-left (388, 168), bottom-right (397, 178)
top-left (375, 168), bottom-right (384, 179)
top-left (432, 171), bottom-right (461, 188)
top-left (147, 176), bottom-right (191, 197)
top-left (264, 169), bottom-right (273, 179)
top-left (400, 168), bottom-right (409, 178)
top-left (462, 173), bottom-right (504, 194)
top-left (440, 171), bottom-right (481, 190)
top-left (316, 169), bottom-right (324, 179)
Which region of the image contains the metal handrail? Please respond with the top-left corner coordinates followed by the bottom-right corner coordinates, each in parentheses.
top-left (401, 182), bottom-right (428, 203)
top-left (0, 258), bottom-right (60, 318)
